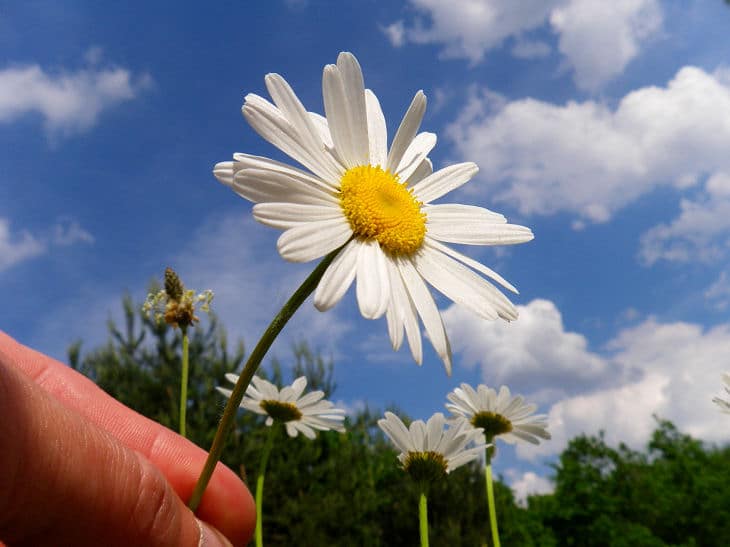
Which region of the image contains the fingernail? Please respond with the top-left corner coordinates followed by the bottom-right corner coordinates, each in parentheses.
top-left (197, 519), bottom-right (233, 547)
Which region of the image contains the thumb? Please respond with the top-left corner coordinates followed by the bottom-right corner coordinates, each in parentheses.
top-left (0, 359), bottom-right (232, 547)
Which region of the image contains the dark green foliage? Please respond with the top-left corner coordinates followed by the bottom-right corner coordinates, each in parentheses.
top-left (70, 295), bottom-right (730, 546)
top-left (531, 420), bottom-right (730, 546)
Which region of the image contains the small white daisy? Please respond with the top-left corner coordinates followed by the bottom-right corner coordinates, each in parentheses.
top-left (712, 372), bottom-right (730, 414)
top-left (446, 384), bottom-right (550, 445)
top-left (378, 411), bottom-right (486, 483)
top-left (217, 374), bottom-right (346, 439)
top-left (214, 52), bottom-right (533, 373)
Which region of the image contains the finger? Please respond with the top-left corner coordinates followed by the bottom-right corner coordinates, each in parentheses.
top-left (0, 331), bottom-right (255, 546)
top-left (0, 359), bottom-right (235, 547)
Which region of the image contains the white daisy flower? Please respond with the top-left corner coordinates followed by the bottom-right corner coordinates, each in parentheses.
top-left (217, 374), bottom-right (346, 439)
top-left (446, 383), bottom-right (550, 445)
top-left (378, 411), bottom-right (486, 483)
top-left (214, 52), bottom-right (533, 373)
top-left (712, 372), bottom-right (730, 414)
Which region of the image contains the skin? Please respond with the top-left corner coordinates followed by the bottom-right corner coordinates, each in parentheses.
top-left (0, 331), bottom-right (255, 547)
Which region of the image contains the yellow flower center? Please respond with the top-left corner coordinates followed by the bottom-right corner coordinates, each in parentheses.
top-left (339, 165), bottom-right (426, 255)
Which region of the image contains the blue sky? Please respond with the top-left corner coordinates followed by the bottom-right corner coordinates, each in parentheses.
top-left (4, 0), bottom-right (730, 501)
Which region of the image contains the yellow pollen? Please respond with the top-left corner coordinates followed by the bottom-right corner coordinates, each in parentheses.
top-left (339, 165), bottom-right (426, 255)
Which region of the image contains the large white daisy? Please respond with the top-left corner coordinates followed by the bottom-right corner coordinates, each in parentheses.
top-left (214, 52), bottom-right (533, 373)
top-left (446, 383), bottom-right (550, 445)
top-left (712, 372), bottom-right (730, 414)
top-left (217, 374), bottom-right (346, 439)
top-left (378, 412), bottom-right (486, 481)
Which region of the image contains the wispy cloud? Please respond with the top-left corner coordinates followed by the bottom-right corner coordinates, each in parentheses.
top-left (0, 217), bottom-right (94, 274)
top-left (382, 0), bottom-right (661, 90)
top-left (0, 49), bottom-right (152, 138)
top-left (0, 218), bottom-right (45, 273)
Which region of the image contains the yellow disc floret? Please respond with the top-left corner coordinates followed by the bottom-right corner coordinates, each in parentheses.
top-left (339, 165), bottom-right (426, 255)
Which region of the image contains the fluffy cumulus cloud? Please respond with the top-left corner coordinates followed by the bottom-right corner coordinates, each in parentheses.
top-left (0, 53), bottom-right (151, 137)
top-left (442, 299), bottom-right (610, 398)
top-left (447, 66), bottom-right (730, 225)
top-left (383, 0), bottom-right (661, 89)
top-left (0, 217), bottom-right (94, 273)
top-left (514, 316), bottom-right (730, 461)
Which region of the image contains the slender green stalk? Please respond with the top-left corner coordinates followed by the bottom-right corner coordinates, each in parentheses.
top-left (188, 246), bottom-right (343, 512)
top-left (485, 449), bottom-right (501, 547)
top-left (255, 426), bottom-right (277, 547)
top-left (179, 328), bottom-right (189, 438)
top-left (419, 490), bottom-right (429, 547)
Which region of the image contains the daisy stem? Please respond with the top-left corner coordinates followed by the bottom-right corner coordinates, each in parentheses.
top-left (485, 449), bottom-right (501, 547)
top-left (418, 490), bottom-right (429, 547)
top-left (187, 246), bottom-right (343, 512)
top-left (179, 327), bottom-right (189, 438)
top-left (255, 425), bottom-right (276, 547)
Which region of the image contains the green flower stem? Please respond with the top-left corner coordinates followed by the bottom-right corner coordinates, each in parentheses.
top-left (255, 425), bottom-right (276, 547)
top-left (419, 490), bottom-right (429, 547)
top-left (179, 328), bottom-right (189, 438)
top-left (187, 246), bottom-right (343, 512)
top-left (485, 447), bottom-right (501, 547)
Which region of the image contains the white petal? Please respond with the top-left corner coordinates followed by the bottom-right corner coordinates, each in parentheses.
top-left (387, 91), bottom-right (426, 173)
top-left (242, 93), bottom-right (342, 182)
top-left (323, 56), bottom-right (369, 169)
top-left (308, 112), bottom-right (334, 149)
top-left (410, 162), bottom-right (478, 204)
top-left (314, 239), bottom-right (359, 311)
top-left (213, 161), bottom-right (236, 186)
top-left (296, 390), bottom-right (326, 409)
top-left (415, 243), bottom-right (518, 321)
top-left (425, 413), bottom-right (445, 451)
top-left (390, 260), bottom-right (423, 364)
top-left (378, 412), bottom-right (414, 453)
top-left (425, 238), bottom-right (518, 294)
top-left (397, 257), bottom-right (452, 373)
top-left (285, 422), bottom-right (299, 437)
top-left (233, 153), bottom-right (339, 194)
top-left (277, 218), bottom-right (352, 262)
top-left (406, 158), bottom-right (432, 186)
top-left (428, 221), bottom-right (534, 246)
top-left (264, 73), bottom-right (343, 178)
top-left (424, 203), bottom-right (506, 224)
top-left (384, 259), bottom-right (405, 351)
top-left (395, 132), bottom-right (436, 183)
top-left (289, 376), bottom-right (308, 401)
top-left (356, 240), bottom-right (390, 320)
top-left (253, 202), bottom-right (342, 229)
top-left (365, 89), bottom-right (387, 168)
top-left (337, 52), bottom-right (369, 165)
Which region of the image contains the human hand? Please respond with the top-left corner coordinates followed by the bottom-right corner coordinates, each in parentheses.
top-left (0, 331), bottom-right (255, 546)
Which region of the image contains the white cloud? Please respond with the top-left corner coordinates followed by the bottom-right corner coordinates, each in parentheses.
top-left (0, 54), bottom-right (151, 137)
top-left (506, 469), bottom-right (554, 506)
top-left (517, 316), bottom-right (730, 461)
top-left (447, 66), bottom-right (730, 224)
top-left (0, 217), bottom-right (94, 274)
top-left (442, 299), bottom-right (610, 399)
top-left (550, 0), bottom-right (662, 90)
top-left (383, 0), bottom-right (661, 89)
top-left (0, 217), bottom-right (45, 273)
top-left (639, 173), bottom-right (730, 265)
